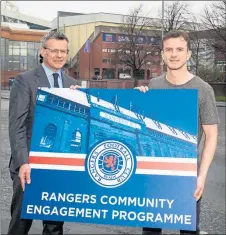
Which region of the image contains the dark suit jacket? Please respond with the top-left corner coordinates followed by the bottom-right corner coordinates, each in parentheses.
top-left (9, 65), bottom-right (78, 173)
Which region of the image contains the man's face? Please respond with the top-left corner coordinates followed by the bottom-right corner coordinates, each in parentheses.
top-left (40, 39), bottom-right (69, 71)
top-left (162, 37), bottom-right (191, 71)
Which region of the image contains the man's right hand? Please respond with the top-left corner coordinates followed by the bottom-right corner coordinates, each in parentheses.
top-left (134, 86), bottom-right (149, 93)
top-left (18, 163), bottom-right (31, 191)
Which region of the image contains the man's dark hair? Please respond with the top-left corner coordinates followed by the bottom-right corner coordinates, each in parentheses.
top-left (162, 30), bottom-right (190, 50)
top-left (39, 54), bottom-right (43, 63)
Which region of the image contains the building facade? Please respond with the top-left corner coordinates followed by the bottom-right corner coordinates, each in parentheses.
top-left (1, 24), bottom-right (48, 88)
top-left (69, 30), bottom-right (162, 80)
top-left (1, 3), bottom-right (51, 88)
top-left (34, 88), bottom-right (197, 158)
top-left (51, 12), bottom-right (163, 81)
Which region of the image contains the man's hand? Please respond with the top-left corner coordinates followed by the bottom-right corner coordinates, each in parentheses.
top-left (70, 85), bottom-right (81, 90)
top-left (18, 163), bottom-right (31, 191)
top-left (194, 175), bottom-right (206, 201)
top-left (134, 86), bottom-right (149, 93)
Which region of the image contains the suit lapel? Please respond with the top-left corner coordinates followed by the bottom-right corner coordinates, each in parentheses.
top-left (61, 71), bottom-right (70, 88)
top-left (34, 65), bottom-right (51, 88)
top-left (34, 65), bottom-right (72, 88)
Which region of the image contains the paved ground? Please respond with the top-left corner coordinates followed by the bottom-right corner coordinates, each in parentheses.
top-left (1, 97), bottom-right (225, 234)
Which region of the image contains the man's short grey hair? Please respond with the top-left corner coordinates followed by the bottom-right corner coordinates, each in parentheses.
top-left (41, 31), bottom-right (69, 48)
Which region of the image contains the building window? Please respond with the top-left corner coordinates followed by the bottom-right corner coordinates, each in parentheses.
top-left (70, 129), bottom-right (82, 152)
top-left (133, 69), bottom-right (145, 80)
top-left (94, 68), bottom-right (100, 75)
top-left (102, 58), bottom-right (111, 64)
top-left (6, 40), bottom-right (40, 71)
top-left (102, 48), bottom-right (107, 53)
top-left (216, 61), bottom-right (226, 72)
top-left (102, 68), bottom-right (115, 79)
top-left (40, 124), bottom-right (57, 149)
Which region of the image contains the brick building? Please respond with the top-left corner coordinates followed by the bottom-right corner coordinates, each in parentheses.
top-left (1, 4), bottom-right (51, 88)
top-left (53, 12), bottom-right (225, 85)
top-left (52, 12), bottom-right (163, 82)
top-left (1, 24), bottom-right (49, 88)
top-left (69, 26), bottom-right (162, 81)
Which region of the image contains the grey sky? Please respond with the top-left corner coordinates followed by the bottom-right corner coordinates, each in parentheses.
top-left (4, 1), bottom-right (214, 22)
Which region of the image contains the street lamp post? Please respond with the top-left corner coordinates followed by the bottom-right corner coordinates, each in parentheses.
top-left (57, 11), bottom-right (59, 32)
top-left (0, 1), bottom-right (2, 171)
top-left (0, 1), bottom-right (2, 94)
top-left (161, 1), bottom-right (164, 73)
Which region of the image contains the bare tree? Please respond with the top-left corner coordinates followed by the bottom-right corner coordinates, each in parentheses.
top-left (112, 4), bottom-right (161, 86)
top-left (162, 1), bottom-right (191, 32)
top-left (201, 1), bottom-right (226, 55)
top-left (189, 17), bottom-right (215, 76)
top-left (152, 1), bottom-right (193, 72)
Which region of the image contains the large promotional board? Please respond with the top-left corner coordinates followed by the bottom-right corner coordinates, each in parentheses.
top-left (21, 88), bottom-right (198, 231)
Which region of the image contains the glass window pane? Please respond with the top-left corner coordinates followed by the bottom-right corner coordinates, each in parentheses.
top-left (4, 55), bottom-right (9, 70)
top-left (8, 55), bottom-right (13, 62)
top-left (21, 42), bottom-right (27, 48)
top-left (9, 48), bottom-right (13, 55)
top-left (22, 56), bottom-right (27, 64)
top-left (28, 42), bottom-right (34, 49)
top-left (8, 61), bottom-right (14, 70)
top-left (20, 56), bottom-right (27, 70)
top-left (1, 46), bottom-right (5, 54)
top-left (27, 56), bottom-right (36, 69)
top-left (9, 41), bottom-right (13, 48)
top-left (35, 42), bottom-right (41, 49)
top-left (5, 39), bottom-right (9, 49)
top-left (13, 55), bottom-right (19, 61)
top-left (13, 41), bottom-right (20, 48)
top-left (28, 49), bottom-right (35, 56)
top-left (13, 62), bottom-right (20, 70)
top-left (39, 124), bottom-right (57, 149)
top-left (13, 48), bottom-right (20, 55)
top-left (34, 50), bottom-right (39, 57)
top-left (1, 56), bottom-right (6, 70)
top-left (21, 48), bottom-right (27, 56)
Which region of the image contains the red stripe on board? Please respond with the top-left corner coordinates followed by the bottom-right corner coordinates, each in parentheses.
top-left (29, 156), bottom-right (85, 166)
top-left (137, 161), bottom-right (197, 171)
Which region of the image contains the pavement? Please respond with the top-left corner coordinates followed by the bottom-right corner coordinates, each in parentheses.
top-left (0, 93), bottom-right (225, 234)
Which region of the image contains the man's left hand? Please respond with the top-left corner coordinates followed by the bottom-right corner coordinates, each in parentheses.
top-left (194, 175), bottom-right (206, 201)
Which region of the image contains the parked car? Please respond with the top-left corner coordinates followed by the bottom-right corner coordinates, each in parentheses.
top-left (119, 73), bottom-right (132, 79)
top-left (91, 75), bottom-right (102, 80)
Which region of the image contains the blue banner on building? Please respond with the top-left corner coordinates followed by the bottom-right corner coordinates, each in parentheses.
top-left (84, 39), bottom-right (90, 53)
top-left (21, 88), bottom-right (198, 231)
top-left (102, 33), bottom-right (116, 42)
top-left (135, 36), bottom-right (146, 44)
top-left (117, 34), bottom-right (131, 43)
top-left (147, 36), bottom-right (161, 46)
top-left (117, 34), bottom-right (147, 44)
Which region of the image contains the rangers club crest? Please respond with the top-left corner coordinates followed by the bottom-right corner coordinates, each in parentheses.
top-left (87, 140), bottom-right (134, 188)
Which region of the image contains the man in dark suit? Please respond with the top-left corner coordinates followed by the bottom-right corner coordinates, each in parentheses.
top-left (8, 31), bottom-right (79, 235)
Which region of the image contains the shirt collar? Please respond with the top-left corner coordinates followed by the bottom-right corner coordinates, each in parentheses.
top-left (42, 63), bottom-right (61, 77)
